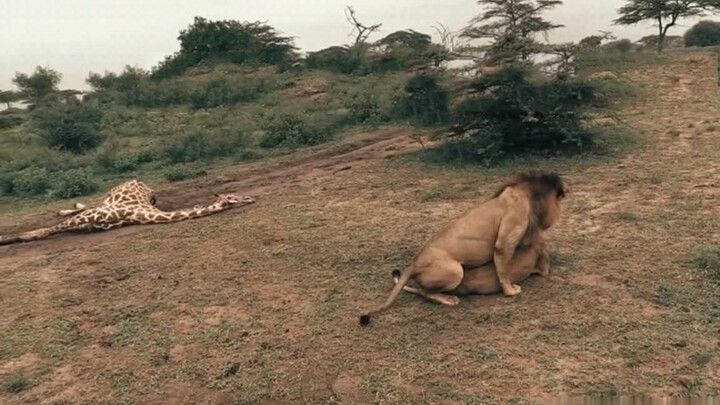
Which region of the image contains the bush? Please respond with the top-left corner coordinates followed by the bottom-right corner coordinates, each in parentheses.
top-left (189, 76), bottom-right (269, 109)
top-left (446, 68), bottom-right (600, 164)
top-left (345, 91), bottom-right (390, 125)
top-left (306, 45), bottom-right (369, 74)
top-left (0, 113), bottom-right (25, 129)
top-left (164, 128), bottom-right (249, 163)
top-left (164, 163), bottom-right (208, 182)
top-left (32, 103), bottom-right (103, 153)
top-left (399, 74), bottom-right (450, 125)
top-left (96, 149), bottom-right (156, 173)
top-left (8, 167), bottom-right (52, 197)
top-left (151, 17), bottom-right (298, 79)
top-left (259, 113), bottom-right (328, 148)
top-left (684, 21), bottom-right (720, 47)
top-left (49, 168), bottom-right (98, 199)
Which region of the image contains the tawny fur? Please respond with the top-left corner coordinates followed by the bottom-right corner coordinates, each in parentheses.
top-left (0, 180), bottom-right (254, 246)
top-left (360, 171), bottom-right (565, 326)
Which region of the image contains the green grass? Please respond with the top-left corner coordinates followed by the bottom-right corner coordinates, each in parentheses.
top-left (5, 371), bottom-right (29, 393)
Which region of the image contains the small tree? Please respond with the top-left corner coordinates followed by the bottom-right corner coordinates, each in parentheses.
top-left (462, 0), bottom-right (564, 64)
top-left (614, 0), bottom-right (720, 52)
top-left (685, 20), bottom-right (720, 46)
top-left (0, 90), bottom-right (21, 109)
top-left (152, 17), bottom-right (298, 78)
top-left (345, 6), bottom-right (382, 44)
top-left (12, 66), bottom-right (62, 106)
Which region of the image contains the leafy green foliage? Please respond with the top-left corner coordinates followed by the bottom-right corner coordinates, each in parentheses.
top-left (0, 90), bottom-right (22, 109)
top-left (306, 45), bottom-right (369, 74)
top-left (5, 167), bottom-right (52, 197)
top-left (0, 110), bottom-right (26, 129)
top-left (87, 67), bottom-right (270, 108)
top-left (684, 20), bottom-right (720, 47)
top-left (446, 68), bottom-right (600, 164)
top-left (462, 0), bottom-right (563, 64)
top-left (399, 74), bottom-right (450, 125)
top-left (49, 168), bottom-right (98, 199)
top-left (614, 0), bottom-right (720, 51)
top-left (12, 66), bottom-right (62, 106)
top-left (164, 128), bottom-right (249, 163)
top-left (164, 163), bottom-right (207, 182)
top-left (152, 17), bottom-right (298, 79)
top-left (31, 103), bottom-right (104, 153)
top-left (259, 112), bottom-right (329, 148)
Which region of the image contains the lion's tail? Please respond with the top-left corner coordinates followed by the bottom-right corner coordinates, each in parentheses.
top-left (359, 266), bottom-right (414, 326)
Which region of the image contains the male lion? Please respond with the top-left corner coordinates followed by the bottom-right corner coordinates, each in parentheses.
top-left (359, 171), bottom-right (566, 326)
top-left (392, 231), bottom-right (550, 298)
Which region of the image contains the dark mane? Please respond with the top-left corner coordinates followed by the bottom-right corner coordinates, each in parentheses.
top-left (493, 171), bottom-right (566, 229)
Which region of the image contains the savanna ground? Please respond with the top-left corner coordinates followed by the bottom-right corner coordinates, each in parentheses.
top-left (1, 51), bottom-right (720, 404)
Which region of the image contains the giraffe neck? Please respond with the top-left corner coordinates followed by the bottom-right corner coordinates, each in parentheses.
top-left (146, 203), bottom-right (230, 223)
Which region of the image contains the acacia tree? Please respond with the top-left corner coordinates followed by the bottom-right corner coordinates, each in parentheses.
top-left (462, 0), bottom-right (563, 64)
top-left (615, 0), bottom-right (720, 52)
top-left (0, 90), bottom-right (21, 109)
top-left (12, 66), bottom-right (62, 106)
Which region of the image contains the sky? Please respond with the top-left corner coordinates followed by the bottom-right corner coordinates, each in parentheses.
top-left (0, 0), bottom-right (705, 91)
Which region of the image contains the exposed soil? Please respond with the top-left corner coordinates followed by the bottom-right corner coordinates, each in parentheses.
top-left (1, 52), bottom-right (720, 405)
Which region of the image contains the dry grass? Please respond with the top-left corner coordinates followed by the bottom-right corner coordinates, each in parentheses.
top-left (1, 52), bottom-right (720, 404)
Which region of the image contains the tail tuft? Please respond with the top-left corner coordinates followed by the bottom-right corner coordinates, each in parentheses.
top-left (391, 269), bottom-right (402, 279)
top-left (359, 314), bottom-right (371, 326)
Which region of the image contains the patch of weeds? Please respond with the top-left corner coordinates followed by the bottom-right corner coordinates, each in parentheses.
top-left (691, 350), bottom-right (711, 368)
top-left (465, 346), bottom-right (501, 362)
top-left (163, 163), bottom-right (207, 182)
top-left (365, 372), bottom-right (396, 399)
top-left (689, 244), bottom-right (720, 281)
top-left (220, 361), bottom-right (242, 378)
top-left (569, 200), bottom-right (590, 213)
top-left (420, 184), bottom-right (466, 202)
top-left (680, 376), bottom-right (703, 396)
top-left (6, 371), bottom-right (28, 393)
top-left (655, 284), bottom-right (677, 307)
top-left (549, 251), bottom-right (575, 268)
top-left (615, 211), bottom-right (639, 222)
top-left (110, 372), bottom-right (134, 393)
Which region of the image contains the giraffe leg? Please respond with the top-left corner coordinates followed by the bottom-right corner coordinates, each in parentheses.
top-left (57, 203), bottom-right (88, 217)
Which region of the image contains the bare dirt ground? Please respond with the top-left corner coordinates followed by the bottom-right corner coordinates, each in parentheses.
top-left (1, 52), bottom-right (720, 404)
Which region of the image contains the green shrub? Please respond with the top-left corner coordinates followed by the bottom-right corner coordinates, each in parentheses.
top-left (31, 103), bottom-right (104, 153)
top-left (8, 167), bottom-right (52, 197)
top-left (151, 17), bottom-right (298, 79)
top-left (306, 45), bottom-right (369, 74)
top-left (0, 113), bottom-right (25, 129)
top-left (684, 21), bottom-right (720, 47)
top-left (164, 128), bottom-right (249, 163)
top-left (259, 113), bottom-right (328, 148)
top-left (189, 76), bottom-right (268, 109)
top-left (163, 163), bottom-right (208, 182)
top-left (345, 91), bottom-right (390, 125)
top-left (446, 68), bottom-right (600, 164)
top-left (50, 168), bottom-right (99, 199)
top-left (399, 74), bottom-right (450, 125)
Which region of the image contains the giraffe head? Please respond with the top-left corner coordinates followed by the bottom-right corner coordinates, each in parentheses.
top-left (213, 193), bottom-right (255, 208)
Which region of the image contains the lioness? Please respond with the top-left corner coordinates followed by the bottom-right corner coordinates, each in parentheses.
top-left (360, 171), bottom-right (565, 325)
top-left (393, 232), bottom-right (549, 297)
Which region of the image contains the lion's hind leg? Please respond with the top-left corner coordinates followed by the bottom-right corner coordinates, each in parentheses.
top-left (393, 258), bottom-right (464, 306)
